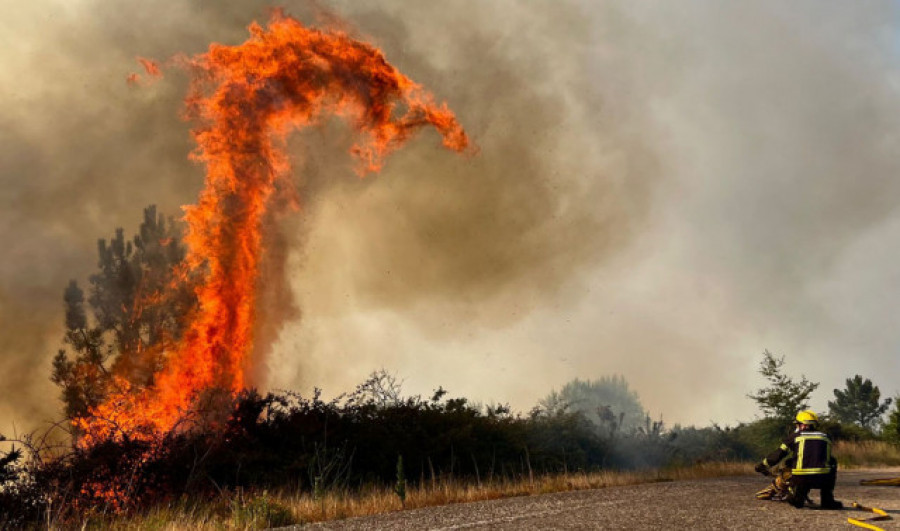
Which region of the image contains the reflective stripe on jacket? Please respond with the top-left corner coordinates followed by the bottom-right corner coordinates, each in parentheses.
top-left (791, 432), bottom-right (832, 475)
top-left (762, 429), bottom-right (835, 476)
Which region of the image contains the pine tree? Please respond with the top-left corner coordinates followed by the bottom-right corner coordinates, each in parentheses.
top-left (51, 206), bottom-right (195, 421)
top-left (50, 280), bottom-right (110, 420)
top-left (538, 375), bottom-right (648, 434)
top-left (881, 396), bottom-right (900, 443)
top-left (828, 375), bottom-right (892, 430)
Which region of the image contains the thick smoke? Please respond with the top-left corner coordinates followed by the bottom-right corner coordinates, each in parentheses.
top-left (1, 1), bottom-right (899, 435)
top-left (266, 1), bottom-right (659, 403)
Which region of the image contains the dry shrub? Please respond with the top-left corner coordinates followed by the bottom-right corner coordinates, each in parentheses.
top-left (835, 440), bottom-right (900, 468)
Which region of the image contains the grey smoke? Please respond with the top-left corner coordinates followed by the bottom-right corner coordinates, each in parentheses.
top-left (0, 1), bottom-right (897, 436)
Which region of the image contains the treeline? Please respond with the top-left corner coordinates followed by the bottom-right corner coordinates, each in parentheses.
top-left (0, 369), bottom-right (747, 523)
top-left (0, 373), bottom-right (629, 524)
top-left (3, 363), bottom-right (898, 526)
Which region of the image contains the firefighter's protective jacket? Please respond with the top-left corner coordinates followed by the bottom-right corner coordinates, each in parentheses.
top-left (763, 430), bottom-right (836, 476)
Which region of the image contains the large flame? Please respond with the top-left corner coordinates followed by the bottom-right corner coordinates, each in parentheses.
top-left (78, 11), bottom-right (468, 444)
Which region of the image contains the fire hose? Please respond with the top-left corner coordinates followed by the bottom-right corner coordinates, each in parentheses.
top-left (860, 478), bottom-right (900, 487)
top-left (847, 502), bottom-right (891, 531)
top-left (846, 478), bottom-right (900, 530)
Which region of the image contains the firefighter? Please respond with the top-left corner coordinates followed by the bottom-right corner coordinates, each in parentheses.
top-left (754, 410), bottom-right (842, 509)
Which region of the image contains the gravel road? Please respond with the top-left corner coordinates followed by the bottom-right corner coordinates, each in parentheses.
top-left (295, 469), bottom-right (900, 530)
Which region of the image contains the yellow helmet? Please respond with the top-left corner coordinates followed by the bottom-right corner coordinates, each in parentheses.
top-left (795, 410), bottom-right (819, 426)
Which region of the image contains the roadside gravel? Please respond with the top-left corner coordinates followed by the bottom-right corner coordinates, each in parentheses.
top-left (293, 469), bottom-right (900, 530)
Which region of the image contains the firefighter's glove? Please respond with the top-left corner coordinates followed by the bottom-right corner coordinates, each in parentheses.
top-left (754, 462), bottom-right (771, 476)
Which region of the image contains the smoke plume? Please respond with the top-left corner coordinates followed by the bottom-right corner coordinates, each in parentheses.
top-left (1, 1), bottom-right (898, 434)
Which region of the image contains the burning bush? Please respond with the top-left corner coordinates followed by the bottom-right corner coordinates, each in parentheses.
top-left (79, 10), bottom-right (470, 443)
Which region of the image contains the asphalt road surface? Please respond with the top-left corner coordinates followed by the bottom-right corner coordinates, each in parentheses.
top-left (298, 469), bottom-right (900, 530)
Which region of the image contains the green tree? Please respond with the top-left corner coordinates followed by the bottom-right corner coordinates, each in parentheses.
top-left (539, 375), bottom-right (648, 434)
top-left (51, 205), bottom-right (194, 421)
top-left (747, 350), bottom-right (819, 421)
top-left (50, 280), bottom-right (110, 420)
top-left (881, 395), bottom-right (900, 444)
top-left (828, 375), bottom-right (892, 430)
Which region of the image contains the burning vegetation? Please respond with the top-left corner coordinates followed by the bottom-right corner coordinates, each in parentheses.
top-left (63, 10), bottom-right (469, 447)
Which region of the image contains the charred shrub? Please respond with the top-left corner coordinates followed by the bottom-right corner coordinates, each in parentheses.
top-left (0, 442), bottom-right (45, 528)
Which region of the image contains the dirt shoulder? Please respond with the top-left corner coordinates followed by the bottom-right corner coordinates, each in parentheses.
top-left (298, 469), bottom-right (900, 530)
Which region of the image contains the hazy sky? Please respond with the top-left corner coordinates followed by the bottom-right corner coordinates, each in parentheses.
top-left (1, 0), bottom-right (899, 435)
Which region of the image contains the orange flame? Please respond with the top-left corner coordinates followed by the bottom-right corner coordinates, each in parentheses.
top-left (127, 57), bottom-right (163, 86)
top-left (80, 10), bottom-right (469, 445)
top-left (137, 57), bottom-right (161, 77)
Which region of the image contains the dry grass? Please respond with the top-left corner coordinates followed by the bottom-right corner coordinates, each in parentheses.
top-left (835, 440), bottom-right (900, 468)
top-left (59, 443), bottom-right (900, 529)
top-left (282, 462), bottom-right (752, 523)
top-left (79, 462), bottom-right (753, 530)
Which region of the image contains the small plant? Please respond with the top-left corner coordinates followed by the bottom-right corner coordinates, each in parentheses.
top-left (230, 491), bottom-right (295, 529)
top-left (394, 455), bottom-right (407, 508)
top-left (313, 474), bottom-right (324, 499)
